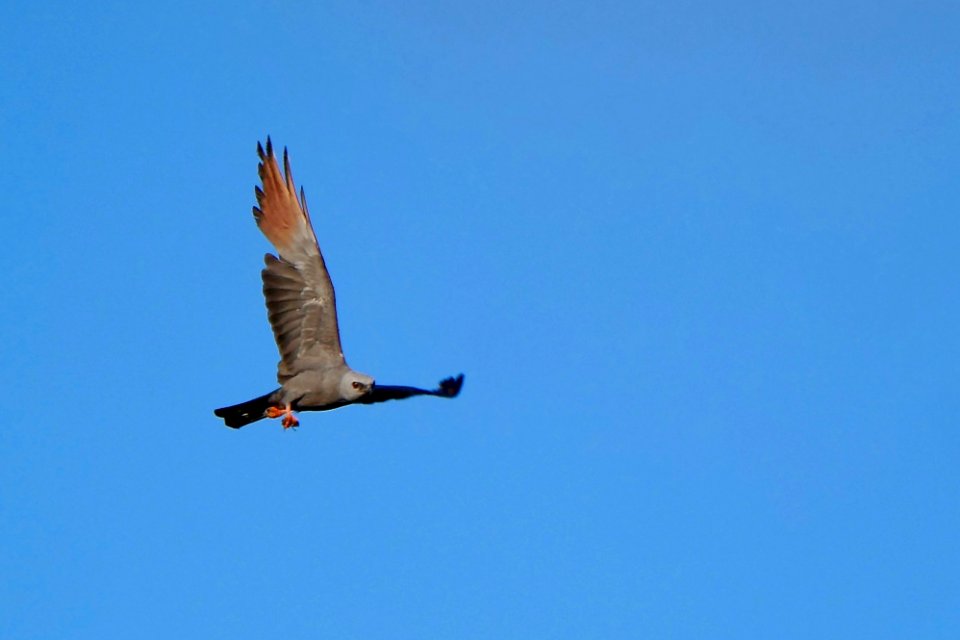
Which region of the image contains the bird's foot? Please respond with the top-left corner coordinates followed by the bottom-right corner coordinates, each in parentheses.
top-left (266, 405), bottom-right (299, 429)
top-left (282, 412), bottom-right (299, 429)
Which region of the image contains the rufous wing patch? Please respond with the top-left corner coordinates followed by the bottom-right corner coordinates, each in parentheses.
top-left (252, 137), bottom-right (316, 255)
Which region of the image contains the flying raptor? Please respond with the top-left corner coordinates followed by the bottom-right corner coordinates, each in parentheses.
top-left (214, 138), bottom-right (463, 429)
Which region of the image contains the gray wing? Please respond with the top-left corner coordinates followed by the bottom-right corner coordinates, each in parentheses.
top-left (253, 138), bottom-right (345, 383)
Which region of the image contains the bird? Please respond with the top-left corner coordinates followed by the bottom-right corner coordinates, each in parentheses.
top-left (214, 138), bottom-right (463, 429)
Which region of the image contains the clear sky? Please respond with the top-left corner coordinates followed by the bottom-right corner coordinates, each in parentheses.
top-left (1, 1), bottom-right (958, 638)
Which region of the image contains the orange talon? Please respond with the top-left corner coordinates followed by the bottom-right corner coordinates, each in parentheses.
top-left (265, 404), bottom-right (298, 428)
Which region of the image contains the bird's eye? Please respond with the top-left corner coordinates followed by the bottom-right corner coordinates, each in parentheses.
top-left (352, 381), bottom-right (363, 390)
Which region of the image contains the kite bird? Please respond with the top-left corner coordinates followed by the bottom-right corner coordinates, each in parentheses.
top-left (214, 138), bottom-right (463, 429)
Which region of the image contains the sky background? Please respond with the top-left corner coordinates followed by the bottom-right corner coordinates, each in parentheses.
top-left (1, 1), bottom-right (958, 638)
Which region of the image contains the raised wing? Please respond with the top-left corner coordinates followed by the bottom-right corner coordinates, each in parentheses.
top-left (253, 138), bottom-right (345, 382)
top-left (356, 374), bottom-right (464, 405)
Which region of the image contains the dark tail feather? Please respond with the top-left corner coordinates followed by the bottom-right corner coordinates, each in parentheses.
top-left (214, 390), bottom-right (278, 429)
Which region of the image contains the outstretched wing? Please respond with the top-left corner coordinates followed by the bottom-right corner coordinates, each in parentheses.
top-left (357, 374), bottom-right (465, 405)
top-left (253, 138), bottom-right (345, 383)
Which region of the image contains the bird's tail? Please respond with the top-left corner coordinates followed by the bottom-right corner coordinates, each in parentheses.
top-left (214, 390), bottom-right (279, 429)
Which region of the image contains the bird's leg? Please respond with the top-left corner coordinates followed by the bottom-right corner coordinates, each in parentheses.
top-left (266, 404), bottom-right (299, 429)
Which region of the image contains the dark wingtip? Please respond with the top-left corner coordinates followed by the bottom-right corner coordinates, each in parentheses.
top-left (265, 136), bottom-right (273, 156)
top-left (438, 373), bottom-right (464, 398)
top-left (283, 146), bottom-right (296, 188)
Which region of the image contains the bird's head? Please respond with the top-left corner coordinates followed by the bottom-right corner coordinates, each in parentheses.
top-left (341, 371), bottom-right (375, 401)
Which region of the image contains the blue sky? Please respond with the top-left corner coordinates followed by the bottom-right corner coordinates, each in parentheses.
top-left (1, 1), bottom-right (958, 637)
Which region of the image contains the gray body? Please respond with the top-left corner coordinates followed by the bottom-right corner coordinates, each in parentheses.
top-left (281, 366), bottom-right (372, 410)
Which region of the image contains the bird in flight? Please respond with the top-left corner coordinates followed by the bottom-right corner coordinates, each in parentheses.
top-left (214, 138), bottom-right (463, 429)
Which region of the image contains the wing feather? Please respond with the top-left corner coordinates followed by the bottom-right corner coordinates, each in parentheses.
top-left (254, 139), bottom-right (345, 382)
